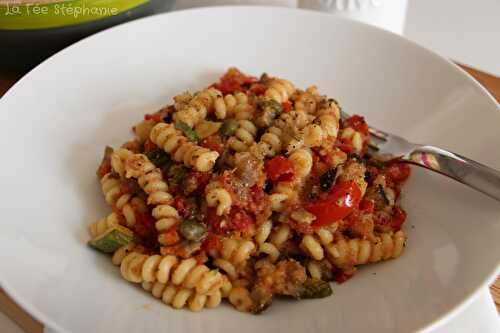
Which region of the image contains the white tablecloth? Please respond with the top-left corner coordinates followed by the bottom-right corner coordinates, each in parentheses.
top-left (1, 1), bottom-right (498, 332)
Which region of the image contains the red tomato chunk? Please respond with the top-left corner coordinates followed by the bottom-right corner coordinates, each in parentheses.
top-left (265, 156), bottom-right (295, 182)
top-left (307, 181), bottom-right (362, 229)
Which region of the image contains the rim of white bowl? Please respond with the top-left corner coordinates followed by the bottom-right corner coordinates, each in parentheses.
top-left (0, 6), bottom-right (499, 333)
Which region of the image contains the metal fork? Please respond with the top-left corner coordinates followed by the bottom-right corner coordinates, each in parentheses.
top-left (340, 110), bottom-right (500, 202)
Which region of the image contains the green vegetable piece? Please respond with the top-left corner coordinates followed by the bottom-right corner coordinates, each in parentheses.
top-left (220, 119), bottom-right (239, 136)
top-left (88, 226), bottom-right (135, 254)
top-left (145, 149), bottom-right (171, 168)
top-left (297, 278), bottom-right (333, 299)
top-left (168, 164), bottom-right (188, 186)
top-left (175, 122), bottom-right (199, 143)
top-left (258, 99), bottom-right (282, 115)
top-left (179, 219), bottom-right (207, 241)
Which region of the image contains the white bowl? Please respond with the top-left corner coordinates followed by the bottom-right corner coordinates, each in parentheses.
top-left (0, 6), bottom-right (499, 333)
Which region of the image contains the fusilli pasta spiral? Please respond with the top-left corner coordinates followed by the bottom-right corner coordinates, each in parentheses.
top-left (123, 154), bottom-right (180, 246)
top-left (228, 286), bottom-right (254, 312)
top-left (173, 88), bottom-right (221, 127)
top-left (100, 173), bottom-right (147, 227)
top-left (119, 252), bottom-right (224, 294)
top-left (212, 238), bottom-right (256, 280)
top-left (110, 148), bottom-right (133, 178)
top-left (325, 231), bottom-right (406, 268)
top-left (256, 126), bottom-right (283, 157)
top-left (265, 78), bottom-right (295, 103)
top-left (205, 181), bottom-right (232, 216)
top-left (255, 220), bottom-right (280, 263)
top-left (88, 212), bottom-right (120, 238)
top-left (288, 148), bottom-right (313, 178)
top-left (227, 120), bottom-right (258, 152)
top-left (213, 91), bottom-right (253, 120)
top-left (142, 281), bottom-right (223, 311)
top-left (150, 123), bottom-right (219, 172)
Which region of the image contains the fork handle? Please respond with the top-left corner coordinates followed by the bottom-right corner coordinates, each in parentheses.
top-left (403, 145), bottom-right (500, 201)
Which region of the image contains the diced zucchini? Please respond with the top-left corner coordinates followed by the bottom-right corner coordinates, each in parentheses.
top-left (195, 121), bottom-right (222, 139)
top-left (88, 225), bottom-right (135, 253)
top-left (175, 122), bottom-right (199, 143)
top-left (297, 278), bottom-right (333, 299)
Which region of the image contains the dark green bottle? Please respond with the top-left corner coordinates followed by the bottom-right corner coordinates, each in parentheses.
top-left (0, 0), bottom-right (174, 71)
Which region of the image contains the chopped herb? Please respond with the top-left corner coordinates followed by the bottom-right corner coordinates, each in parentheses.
top-left (145, 149), bottom-right (171, 168)
top-left (175, 122), bottom-right (198, 143)
top-left (258, 99), bottom-right (282, 115)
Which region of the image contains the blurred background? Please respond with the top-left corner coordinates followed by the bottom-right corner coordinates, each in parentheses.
top-left (0, 0), bottom-right (499, 75)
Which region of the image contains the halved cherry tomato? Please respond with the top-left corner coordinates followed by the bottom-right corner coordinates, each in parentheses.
top-left (265, 156), bottom-right (295, 182)
top-left (306, 181), bottom-right (362, 229)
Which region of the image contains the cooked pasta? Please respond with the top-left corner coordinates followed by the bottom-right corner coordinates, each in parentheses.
top-left (90, 68), bottom-right (411, 313)
top-left (149, 123), bottom-right (219, 172)
top-left (173, 88), bottom-right (221, 127)
top-left (88, 212), bottom-right (120, 238)
top-left (119, 252), bottom-right (224, 294)
top-left (142, 281), bottom-right (222, 311)
top-left (288, 148), bottom-right (313, 178)
top-left (228, 286), bottom-right (254, 312)
top-left (256, 126), bottom-right (283, 157)
top-left (99, 173), bottom-right (147, 227)
top-left (325, 231), bottom-right (406, 268)
top-left (205, 181), bottom-right (232, 216)
top-left (122, 153), bottom-right (180, 246)
top-left (265, 78), bottom-right (295, 103)
top-left (227, 120), bottom-right (258, 152)
top-left (219, 238), bottom-right (256, 265)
